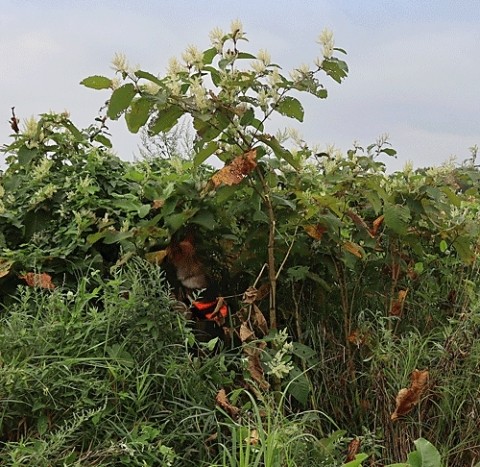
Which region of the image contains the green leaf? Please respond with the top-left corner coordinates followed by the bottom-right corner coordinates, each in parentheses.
top-left (190, 210), bottom-right (216, 229)
top-left (80, 75), bottom-right (112, 90)
top-left (237, 52), bottom-right (256, 59)
top-left (103, 230), bottom-right (134, 244)
top-left (194, 141), bottom-right (218, 166)
top-left (135, 70), bottom-right (164, 86)
top-left (384, 203), bottom-right (411, 235)
top-left (276, 96), bottom-right (304, 122)
top-left (257, 135), bottom-right (300, 170)
top-left (149, 106), bottom-right (184, 134)
top-left (17, 147), bottom-right (37, 166)
top-left (94, 134), bottom-right (112, 148)
top-left (107, 83), bottom-right (136, 120)
top-left (409, 438), bottom-right (442, 467)
top-left (321, 58), bottom-right (349, 83)
top-left (452, 236), bottom-right (474, 264)
top-left (343, 453), bottom-right (369, 467)
top-left (202, 47), bottom-right (217, 65)
top-left (125, 97), bottom-right (151, 133)
top-left (287, 367), bottom-right (310, 406)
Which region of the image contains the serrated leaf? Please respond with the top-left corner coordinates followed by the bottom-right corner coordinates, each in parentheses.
top-left (107, 83), bottom-right (136, 120)
top-left (80, 75), bottom-right (112, 90)
top-left (125, 97), bottom-right (151, 133)
top-left (321, 58), bottom-right (349, 83)
top-left (194, 141), bottom-right (218, 166)
top-left (276, 96), bottom-right (304, 122)
top-left (287, 367), bottom-right (310, 406)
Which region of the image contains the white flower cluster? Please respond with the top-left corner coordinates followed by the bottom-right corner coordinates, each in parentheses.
top-left (266, 328), bottom-right (295, 380)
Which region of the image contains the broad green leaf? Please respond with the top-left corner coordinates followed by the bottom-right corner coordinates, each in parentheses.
top-left (276, 96), bottom-right (304, 122)
top-left (124, 169), bottom-right (145, 183)
top-left (107, 83), bottom-right (136, 120)
top-left (321, 58), bottom-right (349, 83)
top-left (439, 240), bottom-right (448, 253)
top-left (384, 203), bottom-right (411, 235)
top-left (452, 236), bottom-right (474, 264)
top-left (194, 141), bottom-right (218, 166)
top-left (237, 52), bottom-right (256, 59)
top-left (287, 367), bottom-right (310, 406)
top-left (381, 147), bottom-right (397, 157)
top-left (94, 134), bottom-right (112, 148)
top-left (165, 209), bottom-right (198, 231)
top-left (17, 147), bottom-right (37, 166)
top-left (190, 210), bottom-right (216, 229)
top-left (135, 70), bottom-right (164, 86)
top-left (103, 230), bottom-right (134, 244)
top-left (202, 47), bottom-right (217, 65)
top-left (125, 97), bottom-right (151, 133)
top-left (149, 106), bottom-right (184, 134)
top-left (62, 120), bottom-right (84, 141)
top-left (343, 453), bottom-right (369, 467)
top-left (409, 438), bottom-right (442, 467)
top-left (258, 135), bottom-right (300, 170)
top-left (80, 75), bottom-right (112, 90)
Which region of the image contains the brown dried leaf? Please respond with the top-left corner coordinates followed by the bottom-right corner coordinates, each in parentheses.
top-left (245, 428), bottom-right (259, 446)
top-left (244, 346), bottom-right (270, 390)
top-left (343, 241), bottom-right (364, 259)
top-left (346, 211), bottom-right (374, 238)
top-left (251, 304), bottom-right (268, 336)
top-left (239, 322), bottom-right (255, 343)
top-left (19, 272), bottom-right (55, 290)
top-left (0, 258), bottom-right (14, 279)
top-left (216, 389), bottom-right (240, 418)
top-left (390, 289), bottom-right (408, 317)
top-left (304, 224), bottom-right (327, 241)
top-left (211, 149), bottom-right (257, 188)
top-left (151, 199), bottom-right (165, 210)
top-left (346, 438), bottom-right (362, 462)
top-left (18, 272), bottom-right (55, 289)
top-left (242, 286), bottom-right (258, 304)
top-left (391, 369), bottom-right (429, 421)
top-left (371, 214), bottom-right (385, 236)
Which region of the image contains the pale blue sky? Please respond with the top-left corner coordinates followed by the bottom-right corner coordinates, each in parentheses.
top-left (1, 1), bottom-right (479, 171)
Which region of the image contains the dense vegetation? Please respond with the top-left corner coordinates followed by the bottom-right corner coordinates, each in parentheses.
top-left (1, 23), bottom-right (479, 466)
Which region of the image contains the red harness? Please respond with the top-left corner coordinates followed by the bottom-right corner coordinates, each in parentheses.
top-left (191, 299), bottom-right (228, 325)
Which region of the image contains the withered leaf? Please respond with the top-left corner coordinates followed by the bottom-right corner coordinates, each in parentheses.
top-left (242, 286), bottom-right (258, 304)
top-left (244, 346), bottom-right (270, 390)
top-left (19, 272), bottom-right (55, 290)
top-left (251, 304), bottom-right (268, 336)
top-left (343, 241), bottom-right (364, 259)
top-left (0, 258), bottom-right (14, 279)
top-left (371, 215), bottom-right (385, 236)
top-left (151, 199), bottom-right (165, 210)
top-left (211, 149), bottom-right (257, 188)
top-left (391, 369), bottom-right (429, 421)
top-left (215, 389), bottom-right (240, 418)
top-left (304, 224), bottom-right (327, 241)
top-left (346, 211), bottom-right (374, 238)
top-left (346, 438), bottom-right (361, 462)
top-left (239, 322), bottom-right (255, 343)
top-left (390, 289), bottom-right (408, 317)
top-left (245, 428), bottom-right (259, 446)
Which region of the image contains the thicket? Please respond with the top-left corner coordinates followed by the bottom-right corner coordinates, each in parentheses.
top-left (1, 22), bottom-right (479, 466)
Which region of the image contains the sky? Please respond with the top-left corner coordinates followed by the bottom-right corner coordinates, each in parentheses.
top-left (1, 0), bottom-right (479, 172)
